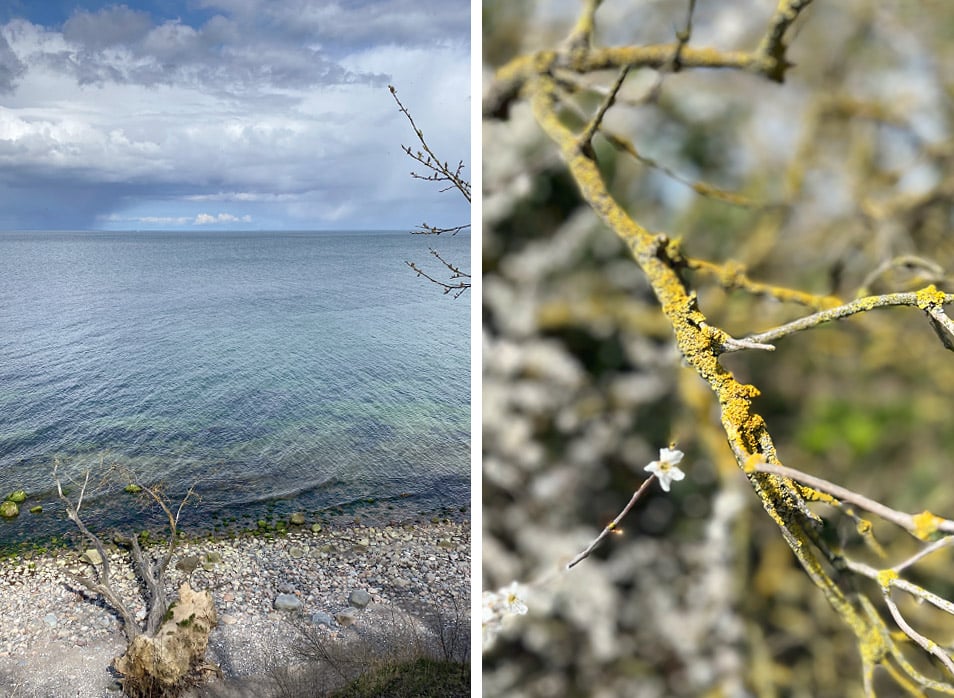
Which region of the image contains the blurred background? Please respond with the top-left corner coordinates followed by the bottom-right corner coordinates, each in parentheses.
top-left (482, 1), bottom-right (954, 696)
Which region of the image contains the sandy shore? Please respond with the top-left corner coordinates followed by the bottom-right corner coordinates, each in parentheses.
top-left (0, 517), bottom-right (470, 697)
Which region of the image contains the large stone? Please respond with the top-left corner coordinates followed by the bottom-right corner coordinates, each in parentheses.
top-left (335, 608), bottom-right (358, 626)
top-left (310, 611), bottom-right (334, 627)
top-left (348, 589), bottom-right (371, 609)
top-left (273, 593), bottom-right (303, 612)
top-left (289, 512), bottom-right (306, 525)
top-left (82, 548), bottom-right (102, 566)
top-left (0, 501), bottom-right (18, 518)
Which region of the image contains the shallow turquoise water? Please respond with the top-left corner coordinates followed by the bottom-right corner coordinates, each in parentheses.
top-left (0, 230), bottom-right (470, 543)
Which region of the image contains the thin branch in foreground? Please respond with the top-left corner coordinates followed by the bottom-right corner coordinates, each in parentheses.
top-left (749, 460), bottom-right (954, 538)
top-left (413, 222), bottom-right (471, 236)
top-left (728, 287), bottom-right (954, 351)
top-left (566, 475), bottom-right (656, 569)
top-left (389, 85), bottom-right (470, 204)
top-left (405, 251), bottom-right (471, 299)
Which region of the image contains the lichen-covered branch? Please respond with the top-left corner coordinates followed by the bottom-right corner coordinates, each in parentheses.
top-left (488, 0), bottom-right (954, 691)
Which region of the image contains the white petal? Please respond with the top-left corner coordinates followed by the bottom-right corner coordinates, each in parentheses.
top-left (659, 447), bottom-right (684, 465)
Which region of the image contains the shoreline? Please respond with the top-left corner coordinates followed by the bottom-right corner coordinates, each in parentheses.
top-left (0, 515), bottom-right (470, 697)
top-left (0, 488), bottom-right (470, 556)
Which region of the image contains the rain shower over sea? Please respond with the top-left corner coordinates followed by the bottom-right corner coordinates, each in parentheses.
top-left (0, 230), bottom-right (470, 545)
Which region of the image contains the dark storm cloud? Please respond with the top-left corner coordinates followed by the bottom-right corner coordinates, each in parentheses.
top-left (262, 0), bottom-right (471, 46)
top-left (40, 4), bottom-right (391, 93)
top-left (0, 33), bottom-right (26, 92)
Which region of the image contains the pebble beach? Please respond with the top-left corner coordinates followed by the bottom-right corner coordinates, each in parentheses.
top-left (0, 516), bottom-right (470, 697)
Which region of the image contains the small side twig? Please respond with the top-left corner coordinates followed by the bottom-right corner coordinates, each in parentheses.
top-left (881, 589), bottom-right (954, 677)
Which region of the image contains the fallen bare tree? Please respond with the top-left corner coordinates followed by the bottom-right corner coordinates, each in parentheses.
top-left (54, 460), bottom-right (217, 697)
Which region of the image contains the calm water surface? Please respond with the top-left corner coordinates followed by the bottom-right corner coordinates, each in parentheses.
top-left (0, 230), bottom-right (469, 544)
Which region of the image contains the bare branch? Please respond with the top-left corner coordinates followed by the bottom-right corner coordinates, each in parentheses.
top-left (750, 460), bottom-right (954, 538)
top-left (729, 288), bottom-right (954, 351)
top-left (389, 85), bottom-right (470, 204)
top-left (54, 461), bottom-right (141, 641)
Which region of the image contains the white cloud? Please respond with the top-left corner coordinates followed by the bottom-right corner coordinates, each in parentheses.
top-left (194, 212), bottom-right (252, 224)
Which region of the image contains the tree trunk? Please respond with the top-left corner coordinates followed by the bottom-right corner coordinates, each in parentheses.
top-left (113, 582), bottom-right (217, 697)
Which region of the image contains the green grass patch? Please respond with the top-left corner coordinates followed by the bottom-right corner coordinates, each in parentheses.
top-left (329, 657), bottom-right (469, 698)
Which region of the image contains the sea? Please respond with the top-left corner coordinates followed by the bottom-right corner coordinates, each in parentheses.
top-left (0, 230), bottom-right (470, 547)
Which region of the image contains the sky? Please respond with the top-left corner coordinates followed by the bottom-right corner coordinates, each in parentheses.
top-left (0, 0), bottom-right (470, 230)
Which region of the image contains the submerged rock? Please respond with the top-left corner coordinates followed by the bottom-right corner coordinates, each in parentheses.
top-left (0, 501), bottom-right (18, 518)
top-left (6, 490), bottom-right (27, 504)
top-left (175, 555), bottom-right (200, 574)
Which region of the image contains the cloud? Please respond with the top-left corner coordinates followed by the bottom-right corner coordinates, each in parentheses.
top-left (0, 1), bottom-right (470, 230)
top-left (26, 5), bottom-right (391, 93)
top-left (198, 0), bottom-right (469, 48)
top-left (0, 32), bottom-right (25, 92)
top-left (62, 5), bottom-right (152, 50)
top-left (194, 212), bottom-right (252, 224)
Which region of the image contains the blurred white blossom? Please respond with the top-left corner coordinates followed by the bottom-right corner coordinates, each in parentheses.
top-left (482, 581), bottom-right (530, 651)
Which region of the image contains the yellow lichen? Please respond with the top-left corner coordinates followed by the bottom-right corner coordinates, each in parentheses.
top-left (743, 453), bottom-right (763, 474)
top-left (876, 568), bottom-right (899, 589)
top-left (796, 483), bottom-right (840, 507)
top-left (912, 510), bottom-right (943, 540)
top-left (915, 284), bottom-right (947, 310)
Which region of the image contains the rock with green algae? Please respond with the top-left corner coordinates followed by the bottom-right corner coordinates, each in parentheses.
top-left (0, 500), bottom-right (19, 518)
top-left (123, 484), bottom-right (143, 494)
top-left (29, 505), bottom-right (42, 514)
top-left (289, 512), bottom-right (306, 525)
top-left (6, 490), bottom-right (27, 504)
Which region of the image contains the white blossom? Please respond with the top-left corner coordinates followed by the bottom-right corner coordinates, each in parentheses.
top-left (482, 581), bottom-right (530, 651)
top-left (504, 581), bottom-right (528, 615)
top-left (644, 447), bottom-right (686, 492)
